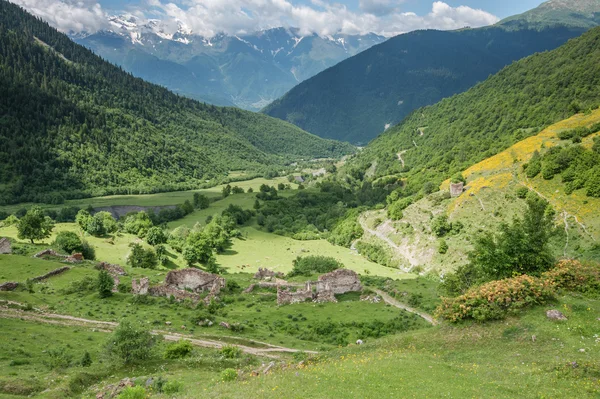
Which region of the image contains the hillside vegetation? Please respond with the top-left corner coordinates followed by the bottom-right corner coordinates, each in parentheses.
top-left (356, 110), bottom-right (600, 273)
top-left (0, 0), bottom-right (354, 205)
top-left (262, 0), bottom-right (599, 144)
top-left (348, 25), bottom-right (600, 193)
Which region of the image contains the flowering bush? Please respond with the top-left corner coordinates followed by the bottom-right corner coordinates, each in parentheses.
top-left (435, 275), bottom-right (555, 322)
top-left (543, 259), bottom-right (600, 294)
top-left (437, 260), bottom-right (600, 322)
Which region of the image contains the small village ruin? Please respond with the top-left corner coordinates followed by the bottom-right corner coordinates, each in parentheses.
top-left (132, 268), bottom-right (225, 304)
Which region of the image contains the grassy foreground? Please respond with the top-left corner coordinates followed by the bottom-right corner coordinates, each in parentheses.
top-left (197, 295), bottom-right (600, 398)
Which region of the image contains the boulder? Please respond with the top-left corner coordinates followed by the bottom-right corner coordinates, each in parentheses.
top-left (546, 309), bottom-right (567, 321)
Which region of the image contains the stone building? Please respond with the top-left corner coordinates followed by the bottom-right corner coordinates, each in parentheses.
top-left (0, 238), bottom-right (11, 254)
top-left (450, 182), bottom-right (464, 198)
top-left (277, 268), bottom-right (362, 305)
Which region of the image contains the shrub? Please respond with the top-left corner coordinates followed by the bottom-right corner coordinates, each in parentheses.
top-left (438, 239), bottom-right (448, 254)
top-left (543, 259), bottom-right (600, 294)
top-left (146, 227), bottom-right (167, 246)
top-left (289, 256), bottom-right (343, 277)
top-left (123, 212), bottom-right (153, 237)
top-left (164, 340), bottom-right (194, 359)
top-left (54, 231), bottom-right (83, 254)
top-left (105, 322), bottom-right (155, 365)
top-left (430, 215), bottom-right (451, 237)
top-left (221, 368), bottom-right (237, 382)
top-left (61, 276), bottom-right (96, 295)
top-left (97, 270), bottom-right (114, 298)
top-left (81, 240), bottom-right (96, 260)
top-left (193, 193), bottom-right (210, 209)
top-left (515, 186), bottom-right (529, 199)
top-left (44, 347), bottom-right (73, 370)
top-left (80, 351), bottom-right (92, 367)
top-left (163, 380), bottom-right (184, 394)
top-left (117, 386), bottom-right (146, 399)
top-left (220, 345), bottom-right (242, 359)
top-left (127, 244), bottom-right (158, 269)
top-left (436, 275), bottom-right (556, 322)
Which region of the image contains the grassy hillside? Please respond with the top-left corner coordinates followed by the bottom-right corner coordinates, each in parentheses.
top-left (356, 111), bottom-right (600, 273)
top-left (349, 26), bottom-right (600, 194)
top-left (0, 0), bottom-right (354, 205)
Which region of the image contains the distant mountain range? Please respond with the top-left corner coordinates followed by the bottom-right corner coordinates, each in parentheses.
top-left (73, 17), bottom-right (385, 110)
top-left (262, 0), bottom-right (600, 144)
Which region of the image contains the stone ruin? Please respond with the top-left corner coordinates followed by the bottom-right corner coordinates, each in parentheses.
top-left (0, 282), bottom-right (19, 291)
top-left (164, 268), bottom-right (225, 293)
top-left (132, 268), bottom-right (225, 305)
top-left (253, 268), bottom-right (284, 280)
top-left (33, 249), bottom-right (83, 263)
top-left (277, 269), bottom-right (362, 305)
top-left (450, 182), bottom-right (464, 198)
top-left (317, 269), bottom-right (363, 294)
top-left (30, 266), bottom-right (70, 282)
top-left (0, 238), bottom-right (11, 254)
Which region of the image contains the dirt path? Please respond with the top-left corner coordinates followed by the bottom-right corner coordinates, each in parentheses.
top-left (357, 212), bottom-right (423, 270)
top-left (0, 306), bottom-right (316, 358)
top-left (371, 289), bottom-right (438, 325)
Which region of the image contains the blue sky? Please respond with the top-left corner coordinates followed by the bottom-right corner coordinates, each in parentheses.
top-left (11, 0), bottom-right (547, 36)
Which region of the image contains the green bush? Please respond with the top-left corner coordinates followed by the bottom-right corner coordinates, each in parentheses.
top-left (80, 351), bottom-right (92, 367)
top-left (117, 386), bottom-right (146, 399)
top-left (81, 240), bottom-right (96, 260)
top-left (221, 368), bottom-right (237, 382)
top-left (44, 347), bottom-right (73, 370)
top-left (289, 256), bottom-right (343, 277)
top-left (97, 270), bottom-right (114, 298)
top-left (127, 244), bottom-right (158, 269)
top-left (54, 231), bottom-right (83, 254)
top-left (438, 239), bottom-right (448, 254)
top-left (431, 215), bottom-right (451, 237)
top-left (164, 340), bottom-right (194, 359)
top-left (220, 345), bottom-right (242, 359)
top-left (105, 322), bottom-right (155, 365)
top-left (515, 186), bottom-right (529, 199)
top-left (146, 227), bottom-right (167, 246)
top-left (163, 380), bottom-right (184, 394)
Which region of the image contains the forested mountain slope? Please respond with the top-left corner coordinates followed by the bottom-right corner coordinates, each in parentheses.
top-left (0, 0), bottom-right (354, 205)
top-left (347, 26), bottom-right (600, 193)
top-left (262, 0), bottom-right (599, 144)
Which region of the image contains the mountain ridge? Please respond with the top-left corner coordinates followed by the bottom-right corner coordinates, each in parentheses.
top-left (0, 0), bottom-right (354, 205)
top-left (74, 19), bottom-right (385, 110)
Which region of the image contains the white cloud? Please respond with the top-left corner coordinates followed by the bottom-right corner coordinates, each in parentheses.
top-left (9, 0), bottom-right (499, 37)
top-left (10, 0), bottom-right (108, 33)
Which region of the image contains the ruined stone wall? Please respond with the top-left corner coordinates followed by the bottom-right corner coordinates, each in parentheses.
top-left (253, 268), bottom-right (284, 280)
top-left (277, 282), bottom-right (314, 305)
top-left (0, 238), bottom-right (11, 254)
top-left (164, 268), bottom-right (225, 293)
top-left (97, 262), bottom-right (127, 276)
top-left (31, 266), bottom-right (70, 282)
top-left (148, 285), bottom-right (202, 303)
top-left (317, 269), bottom-right (362, 295)
top-left (0, 282), bottom-right (18, 291)
top-left (131, 278), bottom-right (149, 295)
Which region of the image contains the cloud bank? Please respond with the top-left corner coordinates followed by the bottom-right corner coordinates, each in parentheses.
top-left (9, 0), bottom-right (499, 37)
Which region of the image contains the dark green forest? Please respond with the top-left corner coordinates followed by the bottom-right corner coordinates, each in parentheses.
top-left (346, 26), bottom-right (600, 194)
top-left (0, 0), bottom-right (354, 205)
top-left (263, 23), bottom-right (588, 144)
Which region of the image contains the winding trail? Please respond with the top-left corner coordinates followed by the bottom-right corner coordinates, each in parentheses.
top-left (0, 305), bottom-right (316, 358)
top-left (371, 289), bottom-right (438, 325)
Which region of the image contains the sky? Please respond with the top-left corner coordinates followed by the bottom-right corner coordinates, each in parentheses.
top-left (9, 0), bottom-right (546, 37)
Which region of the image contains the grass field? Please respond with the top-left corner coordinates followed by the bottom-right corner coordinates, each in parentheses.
top-left (193, 294), bottom-right (600, 399)
top-left (0, 177), bottom-right (296, 214)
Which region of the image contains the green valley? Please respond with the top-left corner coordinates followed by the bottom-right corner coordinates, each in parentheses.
top-left (1, 0), bottom-right (600, 398)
